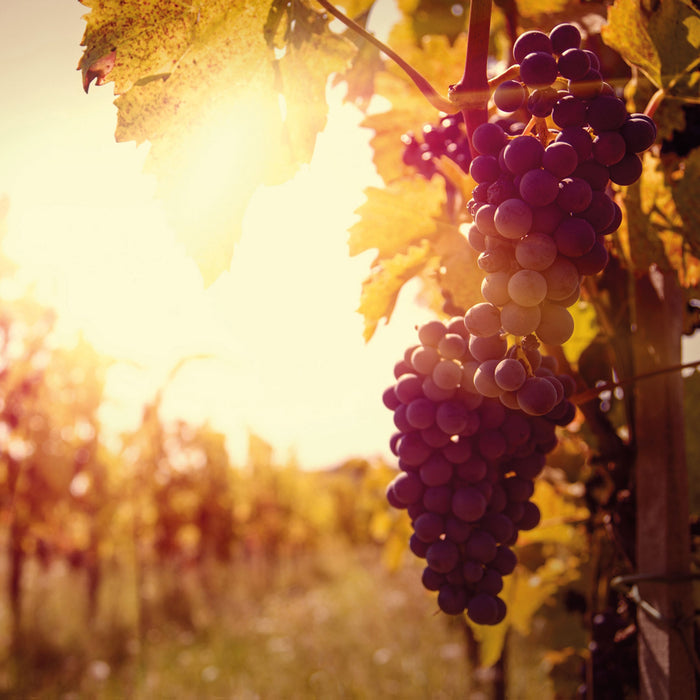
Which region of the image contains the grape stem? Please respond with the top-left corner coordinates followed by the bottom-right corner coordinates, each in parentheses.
top-left (315, 0), bottom-right (455, 113)
top-left (572, 359), bottom-right (700, 405)
top-left (448, 0), bottom-right (493, 156)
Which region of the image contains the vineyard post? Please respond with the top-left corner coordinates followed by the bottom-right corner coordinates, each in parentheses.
top-left (632, 269), bottom-right (697, 698)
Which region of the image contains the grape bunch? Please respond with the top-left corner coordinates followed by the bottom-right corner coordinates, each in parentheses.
top-left (461, 21), bottom-right (655, 413)
top-left (383, 316), bottom-right (576, 624)
top-left (384, 22), bottom-right (656, 624)
top-left (401, 113), bottom-right (472, 179)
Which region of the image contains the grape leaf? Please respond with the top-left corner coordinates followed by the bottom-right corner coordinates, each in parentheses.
top-left (349, 178), bottom-right (446, 260)
top-left (617, 150), bottom-right (700, 287)
top-left (602, 0), bottom-right (700, 97)
top-left (79, 0), bottom-right (356, 284)
top-left (357, 241), bottom-right (433, 341)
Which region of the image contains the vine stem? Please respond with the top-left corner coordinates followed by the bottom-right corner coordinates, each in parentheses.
top-left (448, 0), bottom-right (492, 156)
top-left (572, 359), bottom-right (700, 406)
top-left (315, 0), bottom-right (455, 112)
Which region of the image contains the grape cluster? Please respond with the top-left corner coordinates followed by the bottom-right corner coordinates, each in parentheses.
top-left (401, 113), bottom-right (524, 180)
top-left (384, 22), bottom-right (657, 624)
top-left (401, 113), bottom-right (471, 179)
top-left (462, 22), bottom-right (655, 413)
top-left (383, 316), bottom-right (576, 624)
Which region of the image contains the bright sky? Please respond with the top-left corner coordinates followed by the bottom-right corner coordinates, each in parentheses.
top-left (0, 0), bottom-right (433, 469)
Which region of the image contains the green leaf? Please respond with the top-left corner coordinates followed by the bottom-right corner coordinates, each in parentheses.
top-left (603, 0), bottom-right (700, 97)
top-left (79, 0), bottom-right (356, 284)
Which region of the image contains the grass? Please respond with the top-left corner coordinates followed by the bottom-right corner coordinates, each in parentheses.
top-left (1, 544), bottom-right (484, 699)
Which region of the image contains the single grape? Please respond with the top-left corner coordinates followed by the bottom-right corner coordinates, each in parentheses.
top-left (494, 80), bottom-right (528, 112)
top-left (513, 30), bottom-right (553, 63)
top-left (397, 431), bottom-right (433, 466)
top-left (481, 271), bottom-right (512, 306)
top-left (437, 584), bottom-right (468, 615)
top-left (494, 358), bottom-right (527, 392)
top-left (592, 131), bottom-right (627, 166)
top-left (465, 302), bottom-right (502, 337)
top-left (608, 153), bottom-right (643, 186)
top-left (507, 269), bottom-right (548, 306)
top-left (543, 141), bottom-right (579, 178)
top-left (421, 566), bottom-right (445, 591)
top-left (395, 373), bottom-right (423, 403)
top-left (493, 197), bottom-right (534, 239)
top-left (418, 320), bottom-right (448, 346)
top-left (537, 302), bottom-right (575, 345)
top-left (419, 452), bottom-right (454, 487)
top-left (515, 232), bottom-right (558, 271)
top-left (435, 399), bottom-right (471, 435)
top-left (526, 87), bottom-right (558, 117)
top-left (469, 333), bottom-right (508, 362)
top-left (414, 512), bottom-right (445, 542)
top-left (517, 376), bottom-right (558, 416)
top-left (549, 22), bottom-right (581, 54)
top-left (519, 168), bottom-right (560, 207)
top-left (391, 471), bottom-right (426, 505)
top-left (586, 95), bottom-right (628, 132)
top-left (470, 154), bottom-right (501, 184)
top-left (557, 48), bottom-right (590, 81)
top-left (465, 529), bottom-right (498, 563)
top-left (500, 301), bottom-right (542, 336)
top-left (472, 122), bottom-right (508, 156)
top-left (467, 593), bottom-right (501, 625)
top-left (438, 333), bottom-right (467, 360)
top-left (406, 397), bottom-right (437, 429)
top-left (491, 546), bottom-right (518, 575)
top-left (580, 191), bottom-right (616, 232)
top-left (568, 69), bottom-right (603, 99)
top-left (426, 539), bottom-right (460, 573)
top-left (557, 177), bottom-right (593, 213)
top-left (621, 114), bottom-right (656, 152)
top-left (552, 95), bottom-right (587, 128)
top-left (503, 135), bottom-right (544, 175)
top-left (554, 217), bottom-right (596, 257)
top-left (452, 486), bottom-right (488, 522)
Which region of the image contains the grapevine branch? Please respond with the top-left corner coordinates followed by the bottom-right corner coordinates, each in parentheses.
top-left (572, 359), bottom-right (700, 405)
top-left (315, 0), bottom-right (455, 113)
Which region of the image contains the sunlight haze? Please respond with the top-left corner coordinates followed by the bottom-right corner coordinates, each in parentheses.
top-left (0, 0), bottom-right (426, 469)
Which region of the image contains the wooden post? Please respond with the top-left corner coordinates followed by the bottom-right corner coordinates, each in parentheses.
top-left (633, 268), bottom-right (696, 699)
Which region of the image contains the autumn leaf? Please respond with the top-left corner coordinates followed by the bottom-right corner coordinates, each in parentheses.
top-left (79, 0), bottom-right (356, 284)
top-left (357, 241), bottom-right (433, 340)
top-left (602, 0), bottom-right (700, 97)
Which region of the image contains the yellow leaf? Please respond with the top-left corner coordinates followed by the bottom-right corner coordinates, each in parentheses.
top-left (358, 241), bottom-right (433, 340)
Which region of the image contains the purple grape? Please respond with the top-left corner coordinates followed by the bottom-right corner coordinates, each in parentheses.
top-left (470, 154), bottom-right (501, 184)
top-left (437, 584), bottom-right (468, 615)
top-left (452, 486), bottom-right (488, 522)
top-left (391, 471), bottom-right (425, 505)
top-left (397, 430), bottom-right (433, 466)
top-left (586, 95), bottom-right (628, 132)
top-left (568, 69), bottom-right (603, 99)
top-left (422, 566), bottom-right (445, 590)
top-left (426, 539), bottom-right (460, 573)
top-left (608, 153), bottom-right (643, 186)
top-left (575, 237), bottom-right (609, 275)
top-left (491, 546), bottom-right (518, 575)
top-left (621, 114), bottom-right (656, 152)
top-left (472, 122), bottom-right (508, 156)
top-left (395, 374), bottom-right (424, 403)
top-left (549, 23), bottom-right (581, 54)
top-left (557, 177), bottom-right (593, 213)
top-left (469, 334), bottom-right (507, 362)
top-left (517, 376), bottom-right (558, 416)
top-left (543, 141), bottom-right (579, 177)
top-left (501, 302), bottom-right (542, 337)
top-left (592, 131), bottom-right (627, 166)
top-left (515, 232), bottom-right (558, 271)
top-left (504, 135), bottom-right (545, 174)
top-left (465, 302), bottom-right (502, 337)
top-left (580, 191), bottom-right (616, 231)
top-left (494, 80), bottom-right (528, 112)
top-left (493, 197), bottom-right (534, 239)
top-left (557, 48), bottom-right (590, 81)
top-left (467, 593), bottom-right (501, 625)
top-left (519, 168), bottom-right (560, 207)
top-left (406, 397), bottom-right (437, 429)
top-left (477, 428), bottom-right (507, 460)
top-left (476, 568), bottom-right (504, 596)
top-left (552, 95), bottom-right (587, 128)
top-left (455, 455), bottom-right (488, 482)
top-left (527, 87), bottom-right (558, 117)
top-left (556, 126), bottom-right (593, 161)
top-left (413, 512), bottom-right (445, 542)
top-left (513, 30), bottom-right (553, 63)
top-left (465, 529), bottom-right (498, 563)
top-left (554, 217), bottom-right (596, 257)
top-left (536, 302), bottom-right (575, 345)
